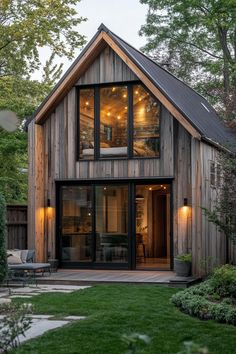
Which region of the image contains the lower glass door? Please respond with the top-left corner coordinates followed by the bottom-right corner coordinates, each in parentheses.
top-left (61, 186), bottom-right (93, 263)
top-left (95, 185), bottom-right (128, 263)
top-left (135, 184), bottom-right (171, 269)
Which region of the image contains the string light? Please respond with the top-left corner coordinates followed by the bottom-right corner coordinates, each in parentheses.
top-left (123, 94), bottom-right (127, 98)
top-left (117, 115), bottom-right (121, 120)
top-left (135, 90), bottom-right (139, 95)
top-left (149, 187), bottom-right (152, 191)
top-left (107, 112), bottom-right (111, 116)
top-left (125, 106), bottom-right (128, 110)
top-left (85, 101), bottom-right (89, 106)
top-left (112, 87), bottom-right (116, 92)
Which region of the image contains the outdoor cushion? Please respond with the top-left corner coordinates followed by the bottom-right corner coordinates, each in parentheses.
top-left (20, 250), bottom-right (28, 263)
top-left (26, 250), bottom-right (35, 263)
top-left (9, 263), bottom-right (51, 271)
top-left (7, 250), bottom-right (22, 264)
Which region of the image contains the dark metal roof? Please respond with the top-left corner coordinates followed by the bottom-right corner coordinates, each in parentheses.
top-left (99, 24), bottom-right (236, 152)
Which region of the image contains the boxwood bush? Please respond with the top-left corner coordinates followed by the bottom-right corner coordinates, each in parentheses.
top-left (209, 264), bottom-right (236, 297)
top-left (171, 265), bottom-right (236, 326)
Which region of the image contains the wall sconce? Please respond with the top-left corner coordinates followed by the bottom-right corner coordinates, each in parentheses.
top-left (47, 198), bottom-right (53, 220)
top-left (183, 198), bottom-right (188, 206)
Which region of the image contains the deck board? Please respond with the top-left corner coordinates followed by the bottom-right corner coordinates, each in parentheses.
top-left (38, 269), bottom-right (176, 285)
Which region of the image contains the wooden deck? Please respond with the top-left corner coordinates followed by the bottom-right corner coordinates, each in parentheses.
top-left (36, 269), bottom-right (195, 286)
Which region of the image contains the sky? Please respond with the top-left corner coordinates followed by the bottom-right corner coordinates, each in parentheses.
top-left (33, 0), bottom-right (148, 80)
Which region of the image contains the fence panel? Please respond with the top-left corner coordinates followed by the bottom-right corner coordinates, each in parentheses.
top-left (7, 205), bottom-right (27, 249)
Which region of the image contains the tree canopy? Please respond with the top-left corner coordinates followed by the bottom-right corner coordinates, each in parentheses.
top-left (0, 0), bottom-right (87, 203)
top-left (0, 0), bottom-right (86, 78)
top-left (139, 0), bottom-right (236, 120)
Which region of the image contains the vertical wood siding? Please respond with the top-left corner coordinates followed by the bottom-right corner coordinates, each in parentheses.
top-left (191, 141), bottom-right (227, 275)
top-left (77, 45), bottom-right (138, 85)
top-left (173, 121), bottom-right (192, 257)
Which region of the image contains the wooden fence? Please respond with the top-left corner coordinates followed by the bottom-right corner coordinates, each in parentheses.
top-left (7, 205), bottom-right (27, 249)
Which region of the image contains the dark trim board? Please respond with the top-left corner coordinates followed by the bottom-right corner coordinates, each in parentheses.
top-left (55, 178), bottom-right (174, 270)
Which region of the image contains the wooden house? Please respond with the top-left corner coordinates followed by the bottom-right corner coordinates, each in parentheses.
top-left (27, 24), bottom-right (236, 275)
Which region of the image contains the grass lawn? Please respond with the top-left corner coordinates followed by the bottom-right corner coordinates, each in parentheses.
top-left (12, 285), bottom-right (236, 354)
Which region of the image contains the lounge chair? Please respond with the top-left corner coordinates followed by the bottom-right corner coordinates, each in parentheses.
top-left (7, 250), bottom-right (51, 286)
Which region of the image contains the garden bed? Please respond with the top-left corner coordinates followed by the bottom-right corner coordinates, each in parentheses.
top-left (172, 264), bottom-right (236, 325)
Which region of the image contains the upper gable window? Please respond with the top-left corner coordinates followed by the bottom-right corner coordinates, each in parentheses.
top-left (100, 85), bottom-right (128, 158)
top-left (133, 85), bottom-right (160, 157)
top-left (79, 88), bottom-right (94, 160)
top-left (78, 83), bottom-right (160, 160)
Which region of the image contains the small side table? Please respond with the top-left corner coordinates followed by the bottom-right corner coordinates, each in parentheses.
top-left (48, 259), bottom-right (58, 272)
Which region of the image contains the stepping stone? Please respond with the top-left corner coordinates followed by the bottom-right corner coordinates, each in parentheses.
top-left (64, 316), bottom-right (86, 320)
top-left (0, 298), bottom-right (11, 304)
top-left (19, 319), bottom-right (70, 344)
top-left (10, 295), bottom-right (32, 299)
top-left (30, 315), bottom-right (53, 319)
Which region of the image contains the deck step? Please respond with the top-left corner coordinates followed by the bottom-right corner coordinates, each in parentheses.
top-left (168, 276), bottom-right (201, 288)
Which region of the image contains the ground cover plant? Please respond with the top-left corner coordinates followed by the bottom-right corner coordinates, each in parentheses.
top-left (10, 284), bottom-right (236, 354)
top-left (172, 265), bottom-right (236, 326)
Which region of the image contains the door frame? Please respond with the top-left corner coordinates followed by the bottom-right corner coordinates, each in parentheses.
top-left (55, 177), bottom-right (174, 270)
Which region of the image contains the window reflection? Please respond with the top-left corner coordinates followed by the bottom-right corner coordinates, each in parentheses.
top-left (133, 85), bottom-right (160, 157)
top-left (61, 186), bottom-right (92, 262)
top-left (100, 86), bottom-right (128, 157)
top-left (79, 89), bottom-right (94, 159)
top-left (95, 185), bottom-right (128, 263)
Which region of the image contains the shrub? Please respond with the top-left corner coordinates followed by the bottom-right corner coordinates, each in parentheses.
top-left (0, 193), bottom-right (7, 282)
top-left (0, 302), bottom-right (33, 353)
top-left (210, 264), bottom-right (236, 297)
top-left (172, 266), bottom-right (236, 326)
top-left (171, 293), bottom-right (213, 320)
top-left (225, 307), bottom-right (236, 326)
top-left (211, 303), bottom-right (228, 323)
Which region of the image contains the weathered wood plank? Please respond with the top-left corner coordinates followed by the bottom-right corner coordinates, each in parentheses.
top-left (77, 45), bottom-right (138, 85)
top-left (34, 124), bottom-right (45, 262)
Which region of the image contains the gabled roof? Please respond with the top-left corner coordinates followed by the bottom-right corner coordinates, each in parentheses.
top-left (29, 23), bottom-right (236, 152)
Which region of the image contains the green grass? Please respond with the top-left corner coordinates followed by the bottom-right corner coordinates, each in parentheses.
top-left (12, 285), bottom-right (236, 354)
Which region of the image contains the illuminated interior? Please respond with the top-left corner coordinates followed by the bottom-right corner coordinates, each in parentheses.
top-left (60, 183), bottom-right (171, 269)
top-left (135, 184), bottom-right (170, 269)
top-left (79, 83), bottom-right (160, 159)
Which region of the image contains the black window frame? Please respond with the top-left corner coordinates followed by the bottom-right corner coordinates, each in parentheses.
top-left (77, 81), bottom-right (161, 161)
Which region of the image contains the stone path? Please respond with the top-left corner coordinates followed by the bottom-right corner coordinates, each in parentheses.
top-left (0, 284), bottom-right (90, 344)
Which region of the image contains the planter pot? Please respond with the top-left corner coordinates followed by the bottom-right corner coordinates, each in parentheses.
top-left (174, 258), bottom-right (191, 277)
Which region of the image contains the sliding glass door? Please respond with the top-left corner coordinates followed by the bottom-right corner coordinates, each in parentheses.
top-left (58, 181), bottom-right (172, 269)
top-left (61, 186), bottom-right (93, 262)
top-left (59, 184), bottom-right (129, 267)
top-left (95, 185), bottom-right (128, 263)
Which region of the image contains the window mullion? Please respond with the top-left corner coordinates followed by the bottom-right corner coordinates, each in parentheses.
top-left (94, 86), bottom-right (100, 159)
top-left (128, 85), bottom-right (133, 158)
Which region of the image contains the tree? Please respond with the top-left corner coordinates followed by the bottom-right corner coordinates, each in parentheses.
top-left (0, 193), bottom-right (7, 283)
top-left (0, 69), bottom-right (63, 203)
top-left (0, 0), bottom-right (87, 78)
top-left (0, 1), bottom-right (87, 203)
top-left (139, 0), bottom-right (236, 120)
